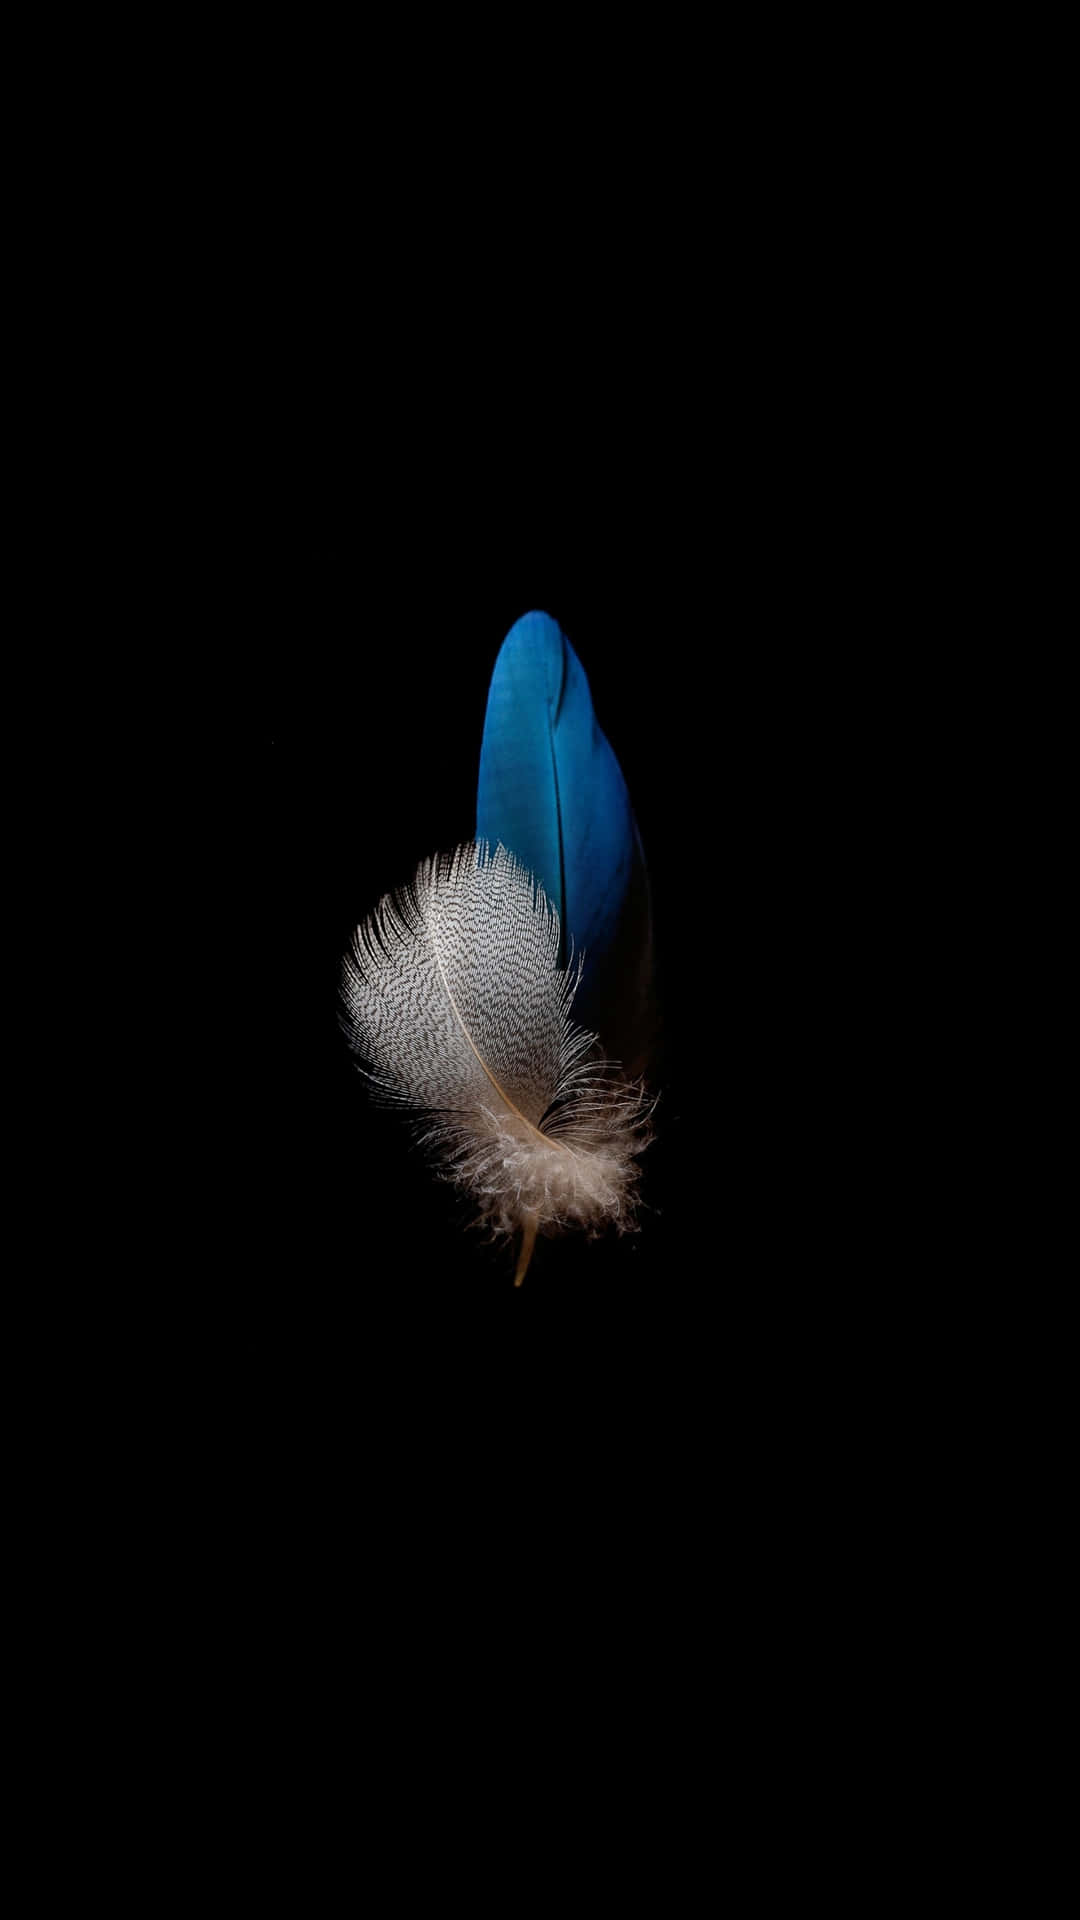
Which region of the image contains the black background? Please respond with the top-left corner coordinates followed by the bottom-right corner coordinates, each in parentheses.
top-left (43, 74), bottom-right (957, 1846)
top-left (222, 480), bottom-right (857, 1437)
top-left (185, 457), bottom-right (894, 1729)
top-left (245, 541), bottom-right (707, 1331)
top-left (170, 240), bottom-right (895, 1545)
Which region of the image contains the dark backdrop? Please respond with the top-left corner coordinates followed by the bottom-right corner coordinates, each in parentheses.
top-left (243, 542), bottom-right (704, 1322)
top-left (189, 315), bottom-right (885, 1512)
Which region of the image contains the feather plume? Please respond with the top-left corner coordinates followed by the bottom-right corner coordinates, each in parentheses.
top-left (340, 841), bottom-right (650, 1283)
top-left (476, 611), bottom-right (655, 1075)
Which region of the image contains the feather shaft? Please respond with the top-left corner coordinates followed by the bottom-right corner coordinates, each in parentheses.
top-left (514, 1214), bottom-right (539, 1286)
top-left (430, 937), bottom-right (567, 1153)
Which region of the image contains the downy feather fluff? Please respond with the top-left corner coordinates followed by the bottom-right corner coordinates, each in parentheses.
top-left (340, 841), bottom-right (650, 1283)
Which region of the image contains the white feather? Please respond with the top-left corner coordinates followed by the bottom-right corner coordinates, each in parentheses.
top-left (340, 842), bottom-right (651, 1279)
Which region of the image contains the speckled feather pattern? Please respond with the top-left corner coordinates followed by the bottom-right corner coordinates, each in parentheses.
top-left (341, 842), bottom-right (651, 1242)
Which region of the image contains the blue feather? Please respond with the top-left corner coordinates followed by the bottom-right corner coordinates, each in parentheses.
top-left (476, 611), bottom-right (653, 1070)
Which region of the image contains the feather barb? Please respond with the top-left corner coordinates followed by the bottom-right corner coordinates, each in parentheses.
top-left (340, 841), bottom-right (651, 1275)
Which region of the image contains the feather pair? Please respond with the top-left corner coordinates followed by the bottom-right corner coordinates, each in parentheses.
top-left (340, 612), bottom-right (654, 1283)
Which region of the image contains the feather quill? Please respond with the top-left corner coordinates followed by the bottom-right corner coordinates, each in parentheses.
top-left (340, 841), bottom-right (650, 1282)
